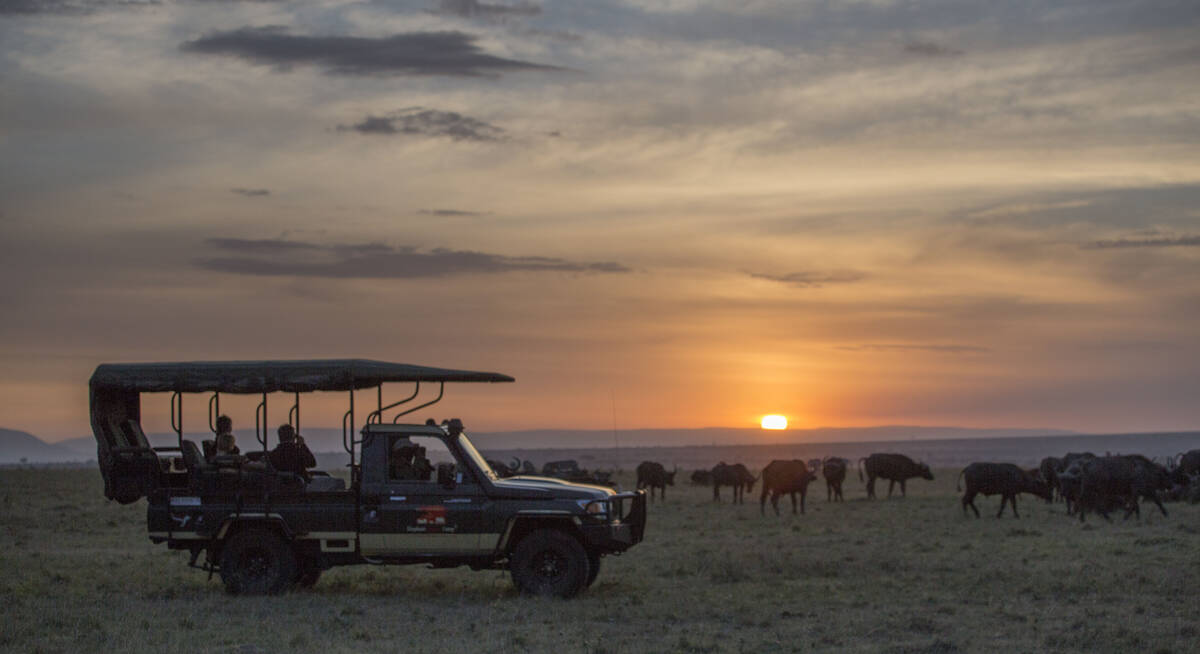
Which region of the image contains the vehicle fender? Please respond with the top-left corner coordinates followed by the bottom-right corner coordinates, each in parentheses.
top-left (497, 512), bottom-right (583, 553)
top-left (213, 514), bottom-right (295, 543)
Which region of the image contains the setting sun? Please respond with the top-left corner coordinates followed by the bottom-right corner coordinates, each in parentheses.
top-left (761, 415), bottom-right (788, 430)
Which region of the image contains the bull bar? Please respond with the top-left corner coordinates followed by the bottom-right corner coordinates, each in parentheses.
top-left (582, 490), bottom-right (647, 548)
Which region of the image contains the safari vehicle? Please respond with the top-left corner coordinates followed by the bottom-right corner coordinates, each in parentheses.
top-left (89, 359), bottom-right (646, 597)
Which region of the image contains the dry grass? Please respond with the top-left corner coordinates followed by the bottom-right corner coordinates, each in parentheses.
top-left (1, 467), bottom-right (1198, 653)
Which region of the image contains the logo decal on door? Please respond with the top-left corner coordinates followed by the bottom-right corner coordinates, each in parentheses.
top-left (408, 505), bottom-right (454, 533)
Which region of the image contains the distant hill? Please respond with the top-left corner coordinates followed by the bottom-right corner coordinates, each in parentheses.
top-left (19, 424), bottom-right (1076, 464)
top-left (466, 425), bottom-right (1077, 449)
top-left (0, 429), bottom-right (89, 464)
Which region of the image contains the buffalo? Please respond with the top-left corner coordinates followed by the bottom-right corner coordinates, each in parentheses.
top-left (1038, 456), bottom-right (1062, 503)
top-left (1057, 462), bottom-right (1085, 514)
top-left (636, 461), bottom-right (677, 502)
top-left (858, 453), bottom-right (934, 499)
top-left (821, 457), bottom-right (849, 502)
top-left (1077, 455), bottom-right (1171, 522)
top-left (712, 462), bottom-right (756, 503)
top-left (690, 470), bottom-right (712, 486)
top-left (957, 462), bottom-right (1052, 518)
top-left (760, 460), bottom-right (818, 516)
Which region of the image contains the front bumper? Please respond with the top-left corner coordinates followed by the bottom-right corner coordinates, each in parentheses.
top-left (580, 490), bottom-right (647, 552)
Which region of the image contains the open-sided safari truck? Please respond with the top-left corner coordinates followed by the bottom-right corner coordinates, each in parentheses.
top-left (89, 359), bottom-right (646, 597)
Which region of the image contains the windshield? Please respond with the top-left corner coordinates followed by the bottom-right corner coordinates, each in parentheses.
top-left (456, 432), bottom-right (497, 482)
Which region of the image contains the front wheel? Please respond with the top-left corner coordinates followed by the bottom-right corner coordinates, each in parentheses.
top-left (219, 528), bottom-right (297, 595)
top-left (510, 529), bottom-right (589, 598)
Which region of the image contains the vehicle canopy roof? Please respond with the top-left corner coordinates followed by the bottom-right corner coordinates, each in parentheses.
top-left (89, 359), bottom-right (514, 394)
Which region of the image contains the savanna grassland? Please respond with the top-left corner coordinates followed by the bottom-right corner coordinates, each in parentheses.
top-left (1, 467), bottom-right (1198, 654)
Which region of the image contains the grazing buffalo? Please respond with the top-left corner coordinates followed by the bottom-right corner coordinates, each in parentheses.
top-left (1077, 455), bottom-right (1171, 522)
top-left (859, 453), bottom-right (934, 499)
top-left (1038, 457), bottom-right (1062, 503)
top-left (958, 462), bottom-right (1052, 518)
top-left (760, 460), bottom-right (819, 516)
top-left (1057, 462), bottom-right (1085, 514)
top-left (690, 470), bottom-right (712, 486)
top-left (712, 462), bottom-right (756, 503)
top-left (821, 457), bottom-right (849, 502)
top-left (635, 461), bottom-right (677, 502)
top-left (1173, 449), bottom-right (1200, 484)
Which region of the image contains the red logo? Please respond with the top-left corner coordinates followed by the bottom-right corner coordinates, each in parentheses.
top-left (416, 505), bottom-right (447, 527)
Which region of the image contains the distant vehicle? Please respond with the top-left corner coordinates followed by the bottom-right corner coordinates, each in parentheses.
top-left (90, 359), bottom-right (646, 597)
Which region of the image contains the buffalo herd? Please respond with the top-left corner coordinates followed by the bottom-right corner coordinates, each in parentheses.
top-left (637, 447), bottom-right (1200, 523)
top-left (487, 447), bottom-right (1200, 522)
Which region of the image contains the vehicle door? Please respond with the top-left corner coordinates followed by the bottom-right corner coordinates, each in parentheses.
top-left (360, 434), bottom-right (494, 556)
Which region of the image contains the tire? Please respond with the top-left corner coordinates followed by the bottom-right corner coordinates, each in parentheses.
top-left (219, 528), bottom-right (297, 595)
top-left (509, 529), bottom-right (589, 598)
top-left (295, 557), bottom-right (322, 589)
top-left (586, 550), bottom-right (601, 587)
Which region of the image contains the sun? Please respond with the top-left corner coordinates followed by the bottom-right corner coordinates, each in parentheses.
top-left (761, 415), bottom-right (788, 430)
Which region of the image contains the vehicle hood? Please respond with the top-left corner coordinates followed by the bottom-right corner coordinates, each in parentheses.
top-left (488, 475), bottom-right (615, 500)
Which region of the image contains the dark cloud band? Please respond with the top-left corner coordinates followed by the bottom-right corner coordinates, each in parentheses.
top-left (1082, 235), bottom-right (1200, 249)
top-left (747, 270), bottom-right (865, 287)
top-left (180, 27), bottom-right (560, 77)
top-left (195, 238), bottom-right (628, 278)
top-left (339, 109), bottom-right (504, 142)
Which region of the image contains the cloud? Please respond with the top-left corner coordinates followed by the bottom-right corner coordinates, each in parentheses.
top-left (419, 209), bottom-right (490, 216)
top-left (180, 28), bottom-right (560, 77)
top-left (231, 187), bottom-right (269, 197)
top-left (430, 0), bottom-right (540, 19)
top-left (1082, 235), bottom-right (1200, 250)
top-left (747, 270), bottom-right (865, 287)
top-left (1, 0), bottom-right (160, 15)
top-left (339, 108), bottom-right (504, 141)
top-left (837, 344), bottom-right (991, 354)
top-left (902, 40), bottom-right (963, 57)
top-left (194, 238), bottom-right (629, 278)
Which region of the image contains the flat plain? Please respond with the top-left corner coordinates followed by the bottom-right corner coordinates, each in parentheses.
top-left (1, 467), bottom-right (1197, 653)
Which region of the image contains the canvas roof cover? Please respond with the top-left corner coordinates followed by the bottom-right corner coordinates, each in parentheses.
top-left (89, 359), bottom-right (514, 394)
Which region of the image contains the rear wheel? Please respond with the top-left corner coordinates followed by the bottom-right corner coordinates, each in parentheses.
top-left (510, 529), bottom-right (589, 598)
top-left (219, 528), bottom-right (297, 595)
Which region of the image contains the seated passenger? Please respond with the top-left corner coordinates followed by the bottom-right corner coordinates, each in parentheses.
top-left (268, 424), bottom-right (316, 480)
top-left (391, 440), bottom-right (420, 480)
top-left (215, 432), bottom-right (240, 457)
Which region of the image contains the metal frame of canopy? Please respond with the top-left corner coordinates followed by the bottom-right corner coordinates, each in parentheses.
top-left (89, 359), bottom-right (514, 478)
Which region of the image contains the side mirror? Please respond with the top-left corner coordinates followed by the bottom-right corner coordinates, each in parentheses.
top-left (437, 463), bottom-right (456, 489)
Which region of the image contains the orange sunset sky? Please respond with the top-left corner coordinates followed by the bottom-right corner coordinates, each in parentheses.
top-left (2, 0), bottom-right (1198, 442)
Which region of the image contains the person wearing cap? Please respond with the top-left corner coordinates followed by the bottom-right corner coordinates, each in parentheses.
top-left (268, 424), bottom-right (316, 479)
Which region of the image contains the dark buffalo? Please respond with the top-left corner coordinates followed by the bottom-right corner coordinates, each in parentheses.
top-left (1077, 455), bottom-right (1171, 522)
top-left (760, 460), bottom-right (819, 516)
top-left (858, 453), bottom-right (934, 499)
top-left (636, 461), bottom-right (677, 502)
top-left (821, 457), bottom-right (849, 502)
top-left (1057, 461), bottom-right (1085, 514)
top-left (957, 462), bottom-right (1052, 518)
top-left (1038, 456), bottom-right (1062, 503)
top-left (712, 462), bottom-right (756, 503)
top-left (690, 470), bottom-right (712, 486)
top-left (542, 460), bottom-right (581, 476)
top-left (1172, 449), bottom-right (1200, 485)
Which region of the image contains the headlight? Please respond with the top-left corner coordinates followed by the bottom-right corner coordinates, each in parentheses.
top-left (577, 499), bottom-right (608, 516)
